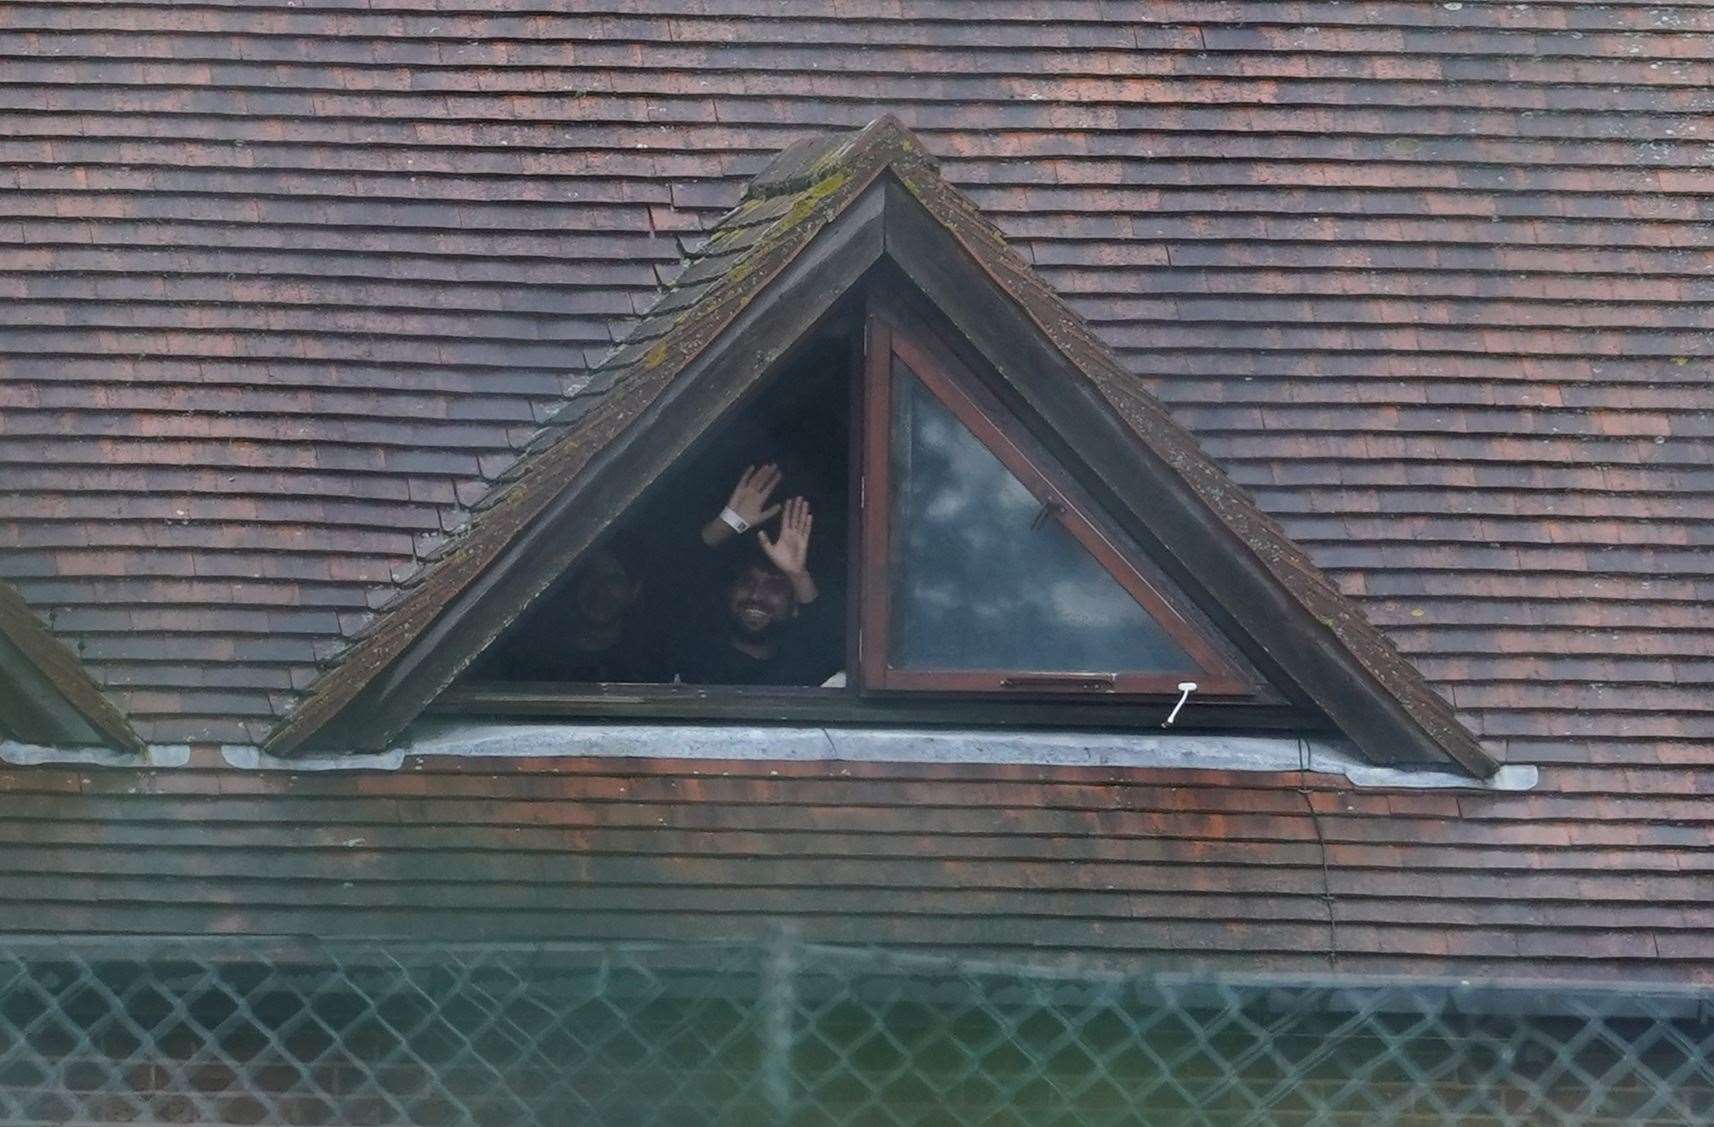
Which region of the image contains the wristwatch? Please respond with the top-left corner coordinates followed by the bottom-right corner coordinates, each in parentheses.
top-left (719, 506), bottom-right (750, 534)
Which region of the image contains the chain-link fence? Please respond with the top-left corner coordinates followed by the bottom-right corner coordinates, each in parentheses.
top-left (2, 935), bottom-right (1711, 1125)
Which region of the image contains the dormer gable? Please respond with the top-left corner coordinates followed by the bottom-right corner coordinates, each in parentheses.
top-left (0, 581), bottom-right (144, 754)
top-left (265, 118), bottom-right (1497, 778)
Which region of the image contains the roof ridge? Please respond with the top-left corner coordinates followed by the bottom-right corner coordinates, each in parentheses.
top-left (743, 115), bottom-right (933, 201)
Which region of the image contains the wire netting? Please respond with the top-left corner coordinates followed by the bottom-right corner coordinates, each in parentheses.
top-left (1, 935), bottom-right (1710, 1125)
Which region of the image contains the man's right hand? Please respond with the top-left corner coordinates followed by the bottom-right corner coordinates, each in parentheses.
top-left (702, 463), bottom-right (783, 546)
top-left (726, 464), bottom-right (783, 527)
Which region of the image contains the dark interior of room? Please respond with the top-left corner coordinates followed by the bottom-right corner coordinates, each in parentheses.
top-left (474, 331), bottom-right (854, 687)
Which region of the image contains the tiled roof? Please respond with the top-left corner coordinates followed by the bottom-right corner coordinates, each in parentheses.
top-left (6, 3), bottom-right (1708, 751)
top-left (1, 749), bottom-right (1711, 982)
top-left (1, 1), bottom-right (1712, 978)
top-left (5, 1), bottom-right (1711, 754)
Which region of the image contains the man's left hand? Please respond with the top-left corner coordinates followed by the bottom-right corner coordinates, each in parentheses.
top-left (759, 497), bottom-right (818, 604)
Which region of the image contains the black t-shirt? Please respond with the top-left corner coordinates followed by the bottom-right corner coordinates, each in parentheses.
top-left (672, 597), bottom-right (841, 687)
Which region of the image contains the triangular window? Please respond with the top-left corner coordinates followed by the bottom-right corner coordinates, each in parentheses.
top-left (471, 297), bottom-right (1256, 713)
top-left (860, 318), bottom-right (1246, 696)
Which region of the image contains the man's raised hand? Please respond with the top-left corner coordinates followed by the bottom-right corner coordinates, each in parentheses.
top-left (702, 463), bottom-right (785, 546)
top-left (759, 497), bottom-right (818, 606)
top-left (759, 496), bottom-right (812, 577)
top-left (726, 463), bottom-right (783, 527)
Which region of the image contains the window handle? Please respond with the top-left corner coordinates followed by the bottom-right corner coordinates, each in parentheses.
top-left (1000, 673), bottom-right (1116, 691)
top-left (1163, 681), bottom-right (1198, 727)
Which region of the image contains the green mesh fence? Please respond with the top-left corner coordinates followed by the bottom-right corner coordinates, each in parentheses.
top-left (1, 936), bottom-right (1710, 1125)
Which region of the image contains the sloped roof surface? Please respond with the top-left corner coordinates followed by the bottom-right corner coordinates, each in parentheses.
top-left (2, 0), bottom-right (1714, 983)
top-left (4, 749), bottom-right (1709, 982)
top-left (6, 1), bottom-right (1709, 753)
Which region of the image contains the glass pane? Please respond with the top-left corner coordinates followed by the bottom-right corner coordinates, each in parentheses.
top-left (887, 356), bottom-right (1195, 674)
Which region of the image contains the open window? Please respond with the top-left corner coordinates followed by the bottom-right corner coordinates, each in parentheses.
top-left (471, 325), bottom-right (855, 697)
top-left (455, 293), bottom-right (1270, 728)
top-left (859, 315), bottom-right (1249, 699)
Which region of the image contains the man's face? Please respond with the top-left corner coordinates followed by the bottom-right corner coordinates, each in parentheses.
top-left (570, 551), bottom-right (639, 626)
top-left (727, 564), bottom-right (795, 637)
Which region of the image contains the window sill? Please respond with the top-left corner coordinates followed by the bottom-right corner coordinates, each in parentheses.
top-left (434, 681), bottom-right (1318, 733)
top-left (242, 716), bottom-right (1538, 793)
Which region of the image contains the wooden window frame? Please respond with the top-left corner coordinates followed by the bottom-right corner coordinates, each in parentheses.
top-left (453, 297), bottom-right (1265, 720)
top-left (856, 311), bottom-right (1252, 699)
top-left (433, 681), bottom-right (1310, 730)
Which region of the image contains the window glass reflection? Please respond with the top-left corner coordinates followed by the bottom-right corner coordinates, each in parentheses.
top-left (888, 357), bottom-right (1193, 674)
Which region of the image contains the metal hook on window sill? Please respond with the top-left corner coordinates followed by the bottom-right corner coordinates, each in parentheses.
top-left (1162, 682), bottom-right (1197, 727)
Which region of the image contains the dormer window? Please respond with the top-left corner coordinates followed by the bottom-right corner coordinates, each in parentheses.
top-left (268, 117), bottom-right (1494, 776)
top-left (457, 294), bottom-right (1266, 726)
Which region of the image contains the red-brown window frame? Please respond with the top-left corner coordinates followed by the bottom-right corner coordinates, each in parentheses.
top-left (855, 312), bottom-right (1252, 698)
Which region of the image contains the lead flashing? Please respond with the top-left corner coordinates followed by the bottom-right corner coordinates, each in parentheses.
top-left (0, 740), bottom-right (190, 768)
top-left (227, 721), bottom-right (1537, 790)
